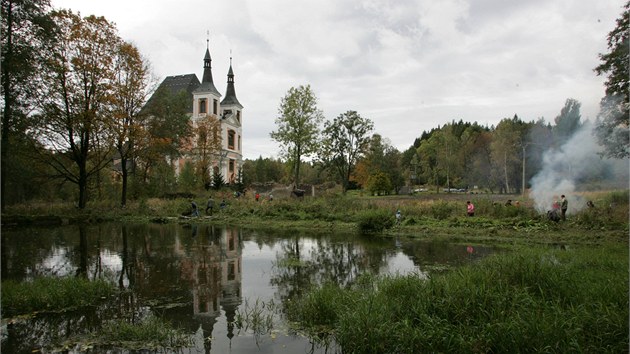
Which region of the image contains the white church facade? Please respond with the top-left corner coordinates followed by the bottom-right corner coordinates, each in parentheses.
top-left (154, 44), bottom-right (243, 185)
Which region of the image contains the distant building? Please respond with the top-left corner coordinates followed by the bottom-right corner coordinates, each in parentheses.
top-left (148, 41), bottom-right (243, 184)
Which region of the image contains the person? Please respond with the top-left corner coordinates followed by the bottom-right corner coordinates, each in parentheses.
top-left (268, 194), bottom-right (274, 201)
top-left (505, 199), bottom-right (512, 206)
top-left (190, 199), bottom-right (200, 217)
top-left (206, 196), bottom-right (215, 215)
top-left (220, 199), bottom-right (227, 209)
top-left (560, 195), bottom-right (568, 221)
top-left (395, 209), bottom-right (402, 225)
top-left (514, 200), bottom-right (520, 207)
top-left (255, 192), bottom-right (260, 202)
top-left (467, 201), bottom-right (475, 217)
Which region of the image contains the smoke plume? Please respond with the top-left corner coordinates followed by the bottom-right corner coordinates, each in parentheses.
top-left (529, 121), bottom-right (629, 214)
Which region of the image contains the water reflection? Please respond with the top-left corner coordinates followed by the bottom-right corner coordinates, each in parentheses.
top-left (1, 223), bottom-right (495, 353)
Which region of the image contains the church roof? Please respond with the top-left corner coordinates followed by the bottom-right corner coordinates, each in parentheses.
top-left (146, 74), bottom-right (200, 112)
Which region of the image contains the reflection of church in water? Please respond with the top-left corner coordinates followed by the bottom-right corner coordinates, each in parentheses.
top-left (179, 225), bottom-right (242, 350)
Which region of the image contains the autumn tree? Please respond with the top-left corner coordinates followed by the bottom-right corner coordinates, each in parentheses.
top-left (319, 110), bottom-right (373, 193)
top-left (109, 42), bottom-right (152, 206)
top-left (193, 115), bottom-right (222, 188)
top-left (32, 10), bottom-right (121, 209)
top-left (270, 85), bottom-right (324, 186)
top-left (594, 1), bottom-right (629, 158)
top-left (1, 0), bottom-right (54, 209)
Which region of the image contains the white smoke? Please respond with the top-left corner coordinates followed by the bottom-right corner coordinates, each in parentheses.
top-left (530, 121), bottom-right (629, 214)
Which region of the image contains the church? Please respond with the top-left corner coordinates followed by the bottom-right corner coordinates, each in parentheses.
top-left (152, 42), bottom-right (244, 185)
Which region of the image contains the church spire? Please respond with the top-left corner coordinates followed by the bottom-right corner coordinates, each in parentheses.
top-left (196, 32), bottom-right (220, 96)
top-left (221, 53), bottom-right (242, 108)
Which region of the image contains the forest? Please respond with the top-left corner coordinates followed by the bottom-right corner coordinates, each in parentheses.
top-left (2, 0), bottom-right (628, 211)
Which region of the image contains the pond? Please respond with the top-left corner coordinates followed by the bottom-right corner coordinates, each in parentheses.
top-left (1, 222), bottom-right (496, 353)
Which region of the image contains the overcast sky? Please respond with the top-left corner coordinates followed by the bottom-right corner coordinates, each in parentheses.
top-left (52, 0), bottom-right (624, 160)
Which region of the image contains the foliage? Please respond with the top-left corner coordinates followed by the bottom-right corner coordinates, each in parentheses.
top-left (319, 110), bottom-right (373, 193)
top-left (211, 170), bottom-right (226, 190)
top-left (177, 161), bottom-right (197, 192)
top-left (270, 85), bottom-right (324, 185)
top-left (594, 1), bottom-right (629, 158)
top-left (490, 116), bottom-right (529, 193)
top-left (553, 98), bottom-right (583, 146)
top-left (193, 115), bottom-right (222, 188)
top-left (288, 246), bottom-right (629, 353)
top-left (366, 171), bottom-right (392, 196)
top-left (1, 276), bottom-right (115, 317)
top-left (31, 10), bottom-right (123, 209)
top-left (357, 208), bottom-right (394, 233)
top-left (1, 0), bottom-right (55, 210)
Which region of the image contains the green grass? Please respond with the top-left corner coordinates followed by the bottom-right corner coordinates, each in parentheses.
top-left (288, 245), bottom-right (629, 353)
top-left (1, 277), bottom-right (116, 317)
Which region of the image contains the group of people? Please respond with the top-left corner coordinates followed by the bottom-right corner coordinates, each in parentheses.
top-left (188, 191), bottom-right (274, 217)
top-left (549, 194), bottom-right (569, 222)
top-left (188, 196), bottom-right (227, 217)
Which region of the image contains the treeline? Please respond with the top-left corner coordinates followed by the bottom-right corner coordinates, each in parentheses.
top-left (244, 98), bottom-right (585, 195)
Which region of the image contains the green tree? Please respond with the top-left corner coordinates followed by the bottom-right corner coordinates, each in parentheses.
top-left (139, 86), bottom-right (192, 185)
top-left (366, 171), bottom-right (392, 196)
top-left (1, 0), bottom-right (54, 209)
top-left (490, 116), bottom-right (529, 194)
top-left (32, 10), bottom-right (121, 209)
top-left (319, 110), bottom-right (373, 193)
top-left (553, 98), bottom-right (583, 146)
top-left (109, 41), bottom-right (152, 207)
top-left (594, 1), bottom-right (629, 158)
top-left (270, 85), bottom-right (324, 186)
top-left (178, 161), bottom-right (197, 192)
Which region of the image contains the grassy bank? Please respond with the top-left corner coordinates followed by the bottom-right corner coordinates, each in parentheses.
top-left (3, 190), bottom-right (627, 245)
top-left (288, 245), bottom-right (629, 353)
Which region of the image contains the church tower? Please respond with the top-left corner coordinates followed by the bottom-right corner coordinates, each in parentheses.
top-left (220, 56), bottom-right (243, 184)
top-left (192, 40), bottom-right (221, 121)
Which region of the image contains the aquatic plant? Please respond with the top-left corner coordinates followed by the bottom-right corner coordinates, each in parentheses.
top-left (99, 315), bottom-right (192, 349)
top-left (1, 277), bottom-right (115, 317)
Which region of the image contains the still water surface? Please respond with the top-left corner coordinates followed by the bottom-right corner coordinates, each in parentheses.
top-left (1, 222), bottom-right (494, 353)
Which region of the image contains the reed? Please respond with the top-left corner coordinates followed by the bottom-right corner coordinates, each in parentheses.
top-left (99, 315), bottom-right (192, 348)
top-left (288, 245), bottom-right (629, 353)
top-left (1, 277), bottom-right (115, 317)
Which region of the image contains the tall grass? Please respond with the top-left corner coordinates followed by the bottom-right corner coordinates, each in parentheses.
top-left (2, 277), bottom-right (116, 317)
top-left (288, 246), bottom-right (629, 353)
top-left (99, 315), bottom-right (192, 349)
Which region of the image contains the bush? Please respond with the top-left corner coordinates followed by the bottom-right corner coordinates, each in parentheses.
top-left (357, 209), bottom-right (394, 233)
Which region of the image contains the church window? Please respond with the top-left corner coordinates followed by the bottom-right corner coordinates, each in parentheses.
top-left (238, 135), bottom-right (241, 151)
top-left (228, 130), bottom-right (235, 150)
top-left (236, 111), bottom-right (241, 123)
top-left (213, 99), bottom-right (218, 115)
top-left (199, 98), bottom-right (206, 114)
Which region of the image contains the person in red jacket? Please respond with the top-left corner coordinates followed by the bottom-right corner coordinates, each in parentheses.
top-left (467, 201), bottom-right (475, 217)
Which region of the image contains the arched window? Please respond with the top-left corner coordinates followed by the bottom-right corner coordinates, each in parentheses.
top-left (199, 99), bottom-right (207, 114)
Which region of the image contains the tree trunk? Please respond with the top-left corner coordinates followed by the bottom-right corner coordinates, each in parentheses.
top-left (121, 156), bottom-right (128, 207)
top-left (1, 0), bottom-right (15, 212)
